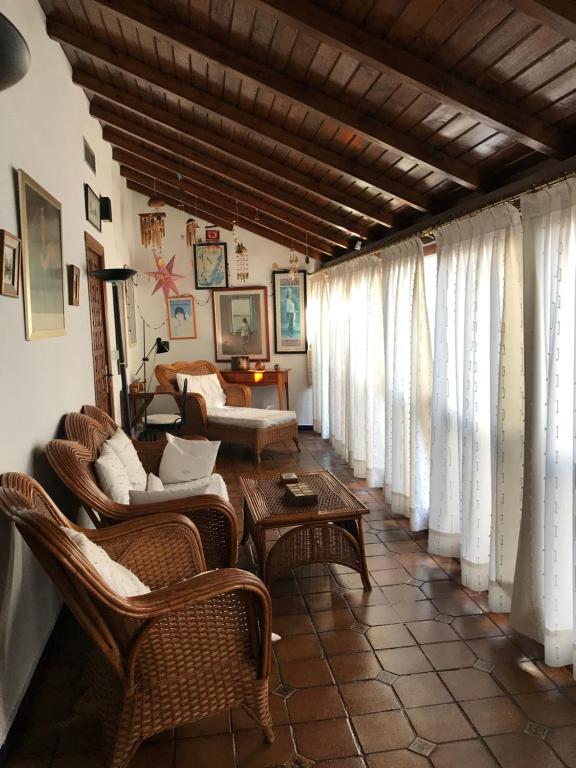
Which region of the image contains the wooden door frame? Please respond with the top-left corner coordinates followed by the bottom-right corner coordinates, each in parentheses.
top-left (85, 232), bottom-right (115, 418)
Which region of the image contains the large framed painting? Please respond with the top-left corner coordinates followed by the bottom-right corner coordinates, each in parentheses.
top-left (273, 270), bottom-right (307, 353)
top-left (167, 295), bottom-right (197, 340)
top-left (0, 230), bottom-right (21, 298)
top-left (18, 170), bottom-right (65, 340)
top-left (193, 242), bottom-right (228, 289)
top-left (212, 286), bottom-right (270, 362)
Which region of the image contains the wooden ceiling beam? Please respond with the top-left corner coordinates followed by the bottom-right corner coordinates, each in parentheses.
top-left (507, 0), bottom-right (576, 43)
top-left (120, 168), bottom-right (333, 258)
top-left (89, 97), bottom-right (394, 231)
top-left (110, 141), bottom-right (351, 249)
top-left (102, 126), bottom-right (369, 240)
top-left (257, 0), bottom-right (566, 158)
top-left (86, 0), bottom-right (481, 190)
top-left (125, 178), bottom-right (326, 261)
top-left (48, 18), bottom-right (429, 212)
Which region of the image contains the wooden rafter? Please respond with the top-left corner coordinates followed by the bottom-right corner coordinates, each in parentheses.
top-left (507, 0), bottom-right (576, 42)
top-left (119, 164), bottom-right (335, 256)
top-left (126, 178), bottom-right (326, 261)
top-left (47, 18), bottom-right (432, 211)
top-left (256, 0), bottom-right (566, 157)
top-left (84, 0), bottom-right (481, 190)
top-left (111, 143), bottom-right (350, 249)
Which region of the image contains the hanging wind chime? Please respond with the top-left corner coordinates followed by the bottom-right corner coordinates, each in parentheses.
top-left (232, 199), bottom-right (250, 283)
top-left (185, 218), bottom-right (199, 245)
top-left (139, 182), bottom-right (166, 249)
top-left (288, 243), bottom-right (299, 281)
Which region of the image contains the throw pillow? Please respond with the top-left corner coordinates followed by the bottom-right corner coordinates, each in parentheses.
top-left (176, 372), bottom-right (226, 408)
top-left (159, 434), bottom-right (220, 484)
top-left (106, 430), bottom-right (147, 490)
top-left (147, 473), bottom-right (164, 492)
top-left (94, 443), bottom-right (132, 505)
top-left (63, 528), bottom-right (151, 597)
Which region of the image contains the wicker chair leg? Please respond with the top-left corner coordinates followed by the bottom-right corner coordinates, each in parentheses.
top-left (293, 437), bottom-right (301, 452)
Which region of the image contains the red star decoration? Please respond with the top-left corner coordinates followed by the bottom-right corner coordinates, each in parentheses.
top-left (145, 255), bottom-right (184, 299)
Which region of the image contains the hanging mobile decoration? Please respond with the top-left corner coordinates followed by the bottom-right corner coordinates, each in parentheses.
top-left (139, 179), bottom-right (166, 249)
top-left (186, 218), bottom-right (199, 245)
top-left (145, 253), bottom-right (184, 299)
top-left (232, 199), bottom-right (250, 283)
top-left (288, 242), bottom-right (299, 282)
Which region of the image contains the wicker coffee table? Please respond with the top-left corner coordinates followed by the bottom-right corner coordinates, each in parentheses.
top-left (240, 471), bottom-right (371, 590)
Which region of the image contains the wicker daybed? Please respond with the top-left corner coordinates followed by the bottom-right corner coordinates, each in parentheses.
top-left (155, 360), bottom-right (300, 463)
top-left (0, 473), bottom-right (273, 768)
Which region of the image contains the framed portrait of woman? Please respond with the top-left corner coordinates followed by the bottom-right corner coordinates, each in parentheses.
top-left (18, 170), bottom-right (65, 340)
top-left (167, 295), bottom-right (197, 340)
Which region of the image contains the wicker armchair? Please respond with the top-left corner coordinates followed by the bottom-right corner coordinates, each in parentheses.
top-left (0, 474), bottom-right (273, 768)
top-left (45, 410), bottom-right (238, 569)
top-left (155, 360), bottom-right (300, 463)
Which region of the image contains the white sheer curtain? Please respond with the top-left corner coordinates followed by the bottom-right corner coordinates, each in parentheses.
top-left (308, 254), bottom-right (385, 486)
top-left (428, 205), bottom-right (524, 607)
top-left (381, 239), bottom-right (432, 531)
top-left (511, 180), bottom-right (576, 670)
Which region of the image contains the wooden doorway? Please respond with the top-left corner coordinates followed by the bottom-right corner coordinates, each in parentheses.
top-left (85, 233), bottom-right (114, 418)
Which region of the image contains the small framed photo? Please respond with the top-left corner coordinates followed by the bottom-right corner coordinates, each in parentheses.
top-left (273, 270), bottom-right (307, 353)
top-left (0, 230), bottom-right (21, 298)
top-left (205, 228), bottom-right (220, 241)
top-left (67, 264), bottom-right (80, 306)
top-left (212, 285), bottom-right (270, 362)
top-left (167, 295), bottom-right (197, 340)
top-left (193, 242), bottom-right (228, 289)
top-left (84, 183), bottom-right (101, 231)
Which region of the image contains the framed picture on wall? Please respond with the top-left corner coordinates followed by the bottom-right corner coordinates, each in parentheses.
top-left (273, 270), bottom-right (307, 353)
top-left (84, 183), bottom-right (101, 231)
top-left (0, 230), bottom-right (21, 297)
top-left (67, 264), bottom-right (80, 306)
top-left (212, 286), bottom-right (270, 362)
top-left (193, 242), bottom-right (228, 289)
top-left (167, 295), bottom-right (197, 340)
top-left (18, 170), bottom-right (66, 340)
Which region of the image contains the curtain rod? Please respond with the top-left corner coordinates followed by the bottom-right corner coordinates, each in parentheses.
top-left (319, 162), bottom-right (576, 272)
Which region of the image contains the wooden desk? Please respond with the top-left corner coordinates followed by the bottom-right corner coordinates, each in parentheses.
top-left (125, 387), bottom-right (175, 431)
top-left (220, 368), bottom-right (291, 410)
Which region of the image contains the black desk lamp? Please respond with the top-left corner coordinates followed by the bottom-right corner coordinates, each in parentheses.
top-left (91, 268), bottom-right (137, 435)
top-left (134, 325), bottom-right (170, 387)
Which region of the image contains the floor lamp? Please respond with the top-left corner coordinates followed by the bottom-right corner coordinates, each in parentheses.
top-left (91, 268), bottom-right (137, 436)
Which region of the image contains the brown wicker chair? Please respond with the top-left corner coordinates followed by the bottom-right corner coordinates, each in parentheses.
top-left (0, 473), bottom-right (273, 768)
top-left (156, 360), bottom-right (300, 463)
top-left (45, 410), bottom-right (238, 569)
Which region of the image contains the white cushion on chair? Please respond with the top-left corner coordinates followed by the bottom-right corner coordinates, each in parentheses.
top-left (94, 443), bottom-right (133, 505)
top-left (106, 430), bottom-right (147, 490)
top-left (176, 372), bottom-right (226, 408)
top-left (147, 473), bottom-right (164, 491)
top-left (159, 434), bottom-right (221, 484)
top-left (206, 406), bottom-right (297, 430)
top-left (63, 528), bottom-right (151, 597)
top-left (129, 472), bottom-right (229, 504)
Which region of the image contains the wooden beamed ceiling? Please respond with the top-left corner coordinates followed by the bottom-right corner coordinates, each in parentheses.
top-left (41, 0), bottom-right (576, 260)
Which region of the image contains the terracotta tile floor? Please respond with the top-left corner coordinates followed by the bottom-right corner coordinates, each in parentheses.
top-left (5, 433), bottom-right (576, 768)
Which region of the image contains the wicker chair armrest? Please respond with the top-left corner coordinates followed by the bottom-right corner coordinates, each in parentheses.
top-left (223, 384), bottom-right (252, 407)
top-left (88, 513), bottom-right (207, 588)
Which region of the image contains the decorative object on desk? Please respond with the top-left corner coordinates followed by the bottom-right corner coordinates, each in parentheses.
top-left (146, 254), bottom-right (183, 298)
top-left (231, 355), bottom-right (250, 371)
top-left (129, 380), bottom-right (145, 393)
top-left (185, 218), bottom-right (199, 246)
top-left (274, 364), bottom-right (280, 371)
top-left (255, 361), bottom-right (266, 371)
top-left (273, 270), bottom-right (307, 354)
top-left (139, 211), bottom-right (166, 248)
top-left (285, 482), bottom-right (318, 506)
top-left (18, 170), bottom-right (65, 340)
top-left (0, 13), bottom-right (30, 91)
top-left (67, 265), bottom-right (80, 306)
top-left (279, 472), bottom-right (298, 485)
top-left (193, 242), bottom-right (228, 289)
top-left (205, 227), bottom-right (220, 241)
top-left (84, 183), bottom-right (101, 231)
top-left (235, 240), bottom-right (249, 283)
top-left (0, 230), bottom-right (21, 297)
top-left (167, 295), bottom-right (197, 340)
top-left (124, 270), bottom-right (137, 346)
top-left (213, 286), bottom-right (270, 362)
top-left (91, 268), bottom-right (137, 435)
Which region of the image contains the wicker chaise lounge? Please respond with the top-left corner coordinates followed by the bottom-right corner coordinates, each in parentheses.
top-left (45, 410), bottom-right (238, 569)
top-left (155, 360), bottom-right (300, 463)
top-left (0, 473), bottom-right (273, 768)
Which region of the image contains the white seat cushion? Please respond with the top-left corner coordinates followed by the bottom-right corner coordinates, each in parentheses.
top-left (145, 413), bottom-right (181, 426)
top-left (106, 430), bottom-right (147, 490)
top-left (207, 406), bottom-right (297, 430)
top-left (63, 528), bottom-right (150, 597)
top-left (176, 372), bottom-right (226, 407)
top-left (159, 434), bottom-right (221, 484)
top-left (129, 472), bottom-right (229, 504)
top-left (94, 443), bottom-right (133, 505)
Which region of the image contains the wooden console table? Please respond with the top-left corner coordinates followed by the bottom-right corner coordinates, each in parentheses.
top-left (220, 368), bottom-right (291, 410)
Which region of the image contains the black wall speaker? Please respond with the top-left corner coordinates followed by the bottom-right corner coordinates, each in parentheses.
top-left (100, 196), bottom-right (112, 222)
